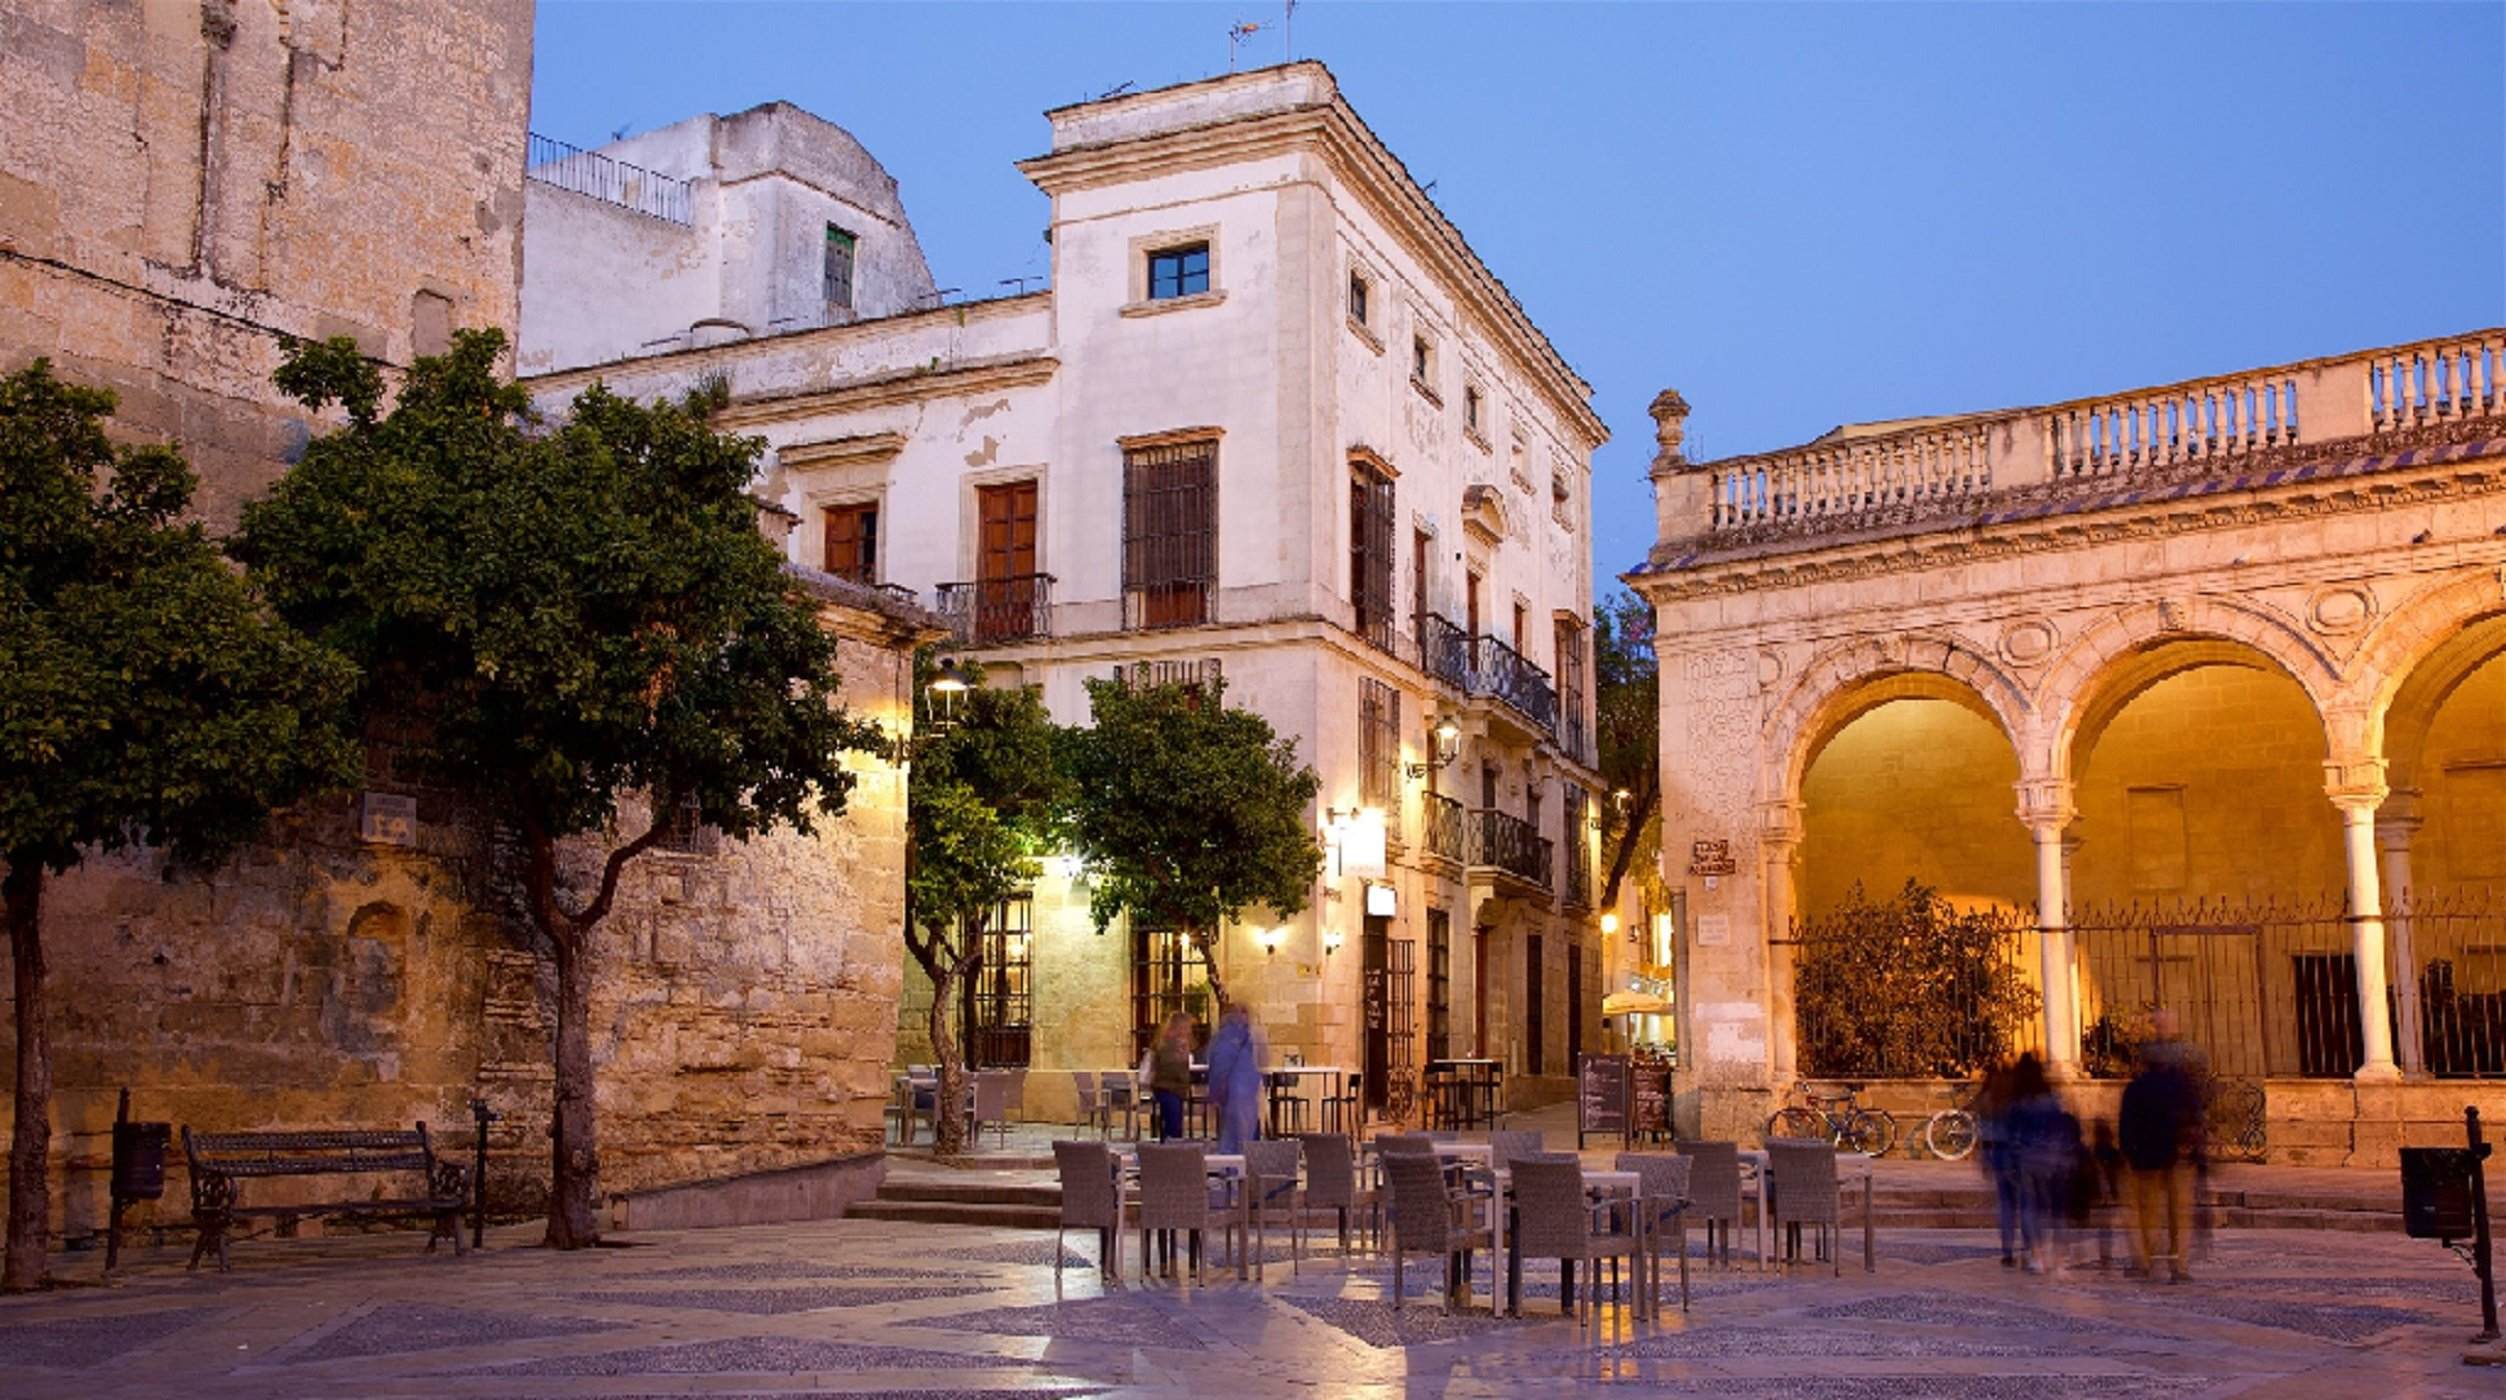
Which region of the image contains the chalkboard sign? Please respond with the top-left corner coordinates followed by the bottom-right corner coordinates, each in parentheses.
top-left (1631, 1057), bottom-right (1672, 1140)
top-left (1577, 1053), bottom-right (1631, 1148)
top-left (1362, 968), bottom-right (1387, 1032)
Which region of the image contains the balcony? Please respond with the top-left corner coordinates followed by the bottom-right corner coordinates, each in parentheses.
top-left (1563, 834), bottom-right (1593, 910)
top-left (1648, 333), bottom-right (2506, 561)
top-left (935, 573), bottom-right (1053, 647)
top-left (1413, 613), bottom-right (1562, 742)
top-left (1470, 807), bottom-right (1553, 893)
top-left (1422, 792), bottom-right (1468, 865)
top-left (525, 133), bottom-right (692, 225)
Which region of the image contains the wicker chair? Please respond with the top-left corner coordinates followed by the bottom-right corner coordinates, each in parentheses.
top-left (1489, 1129), bottom-right (1548, 1169)
top-left (1674, 1139), bottom-right (1746, 1266)
top-left (1766, 1139), bottom-right (1842, 1276)
top-left (1052, 1140), bottom-right (1125, 1281)
top-left (1298, 1131), bottom-right (1377, 1256)
top-left (1510, 1157), bottom-right (1639, 1320)
top-left (1615, 1152), bottom-right (1693, 1311)
top-left (970, 1071), bottom-right (1013, 1148)
top-left (1320, 1072), bottom-right (1363, 1136)
top-left (1135, 1141), bottom-right (1216, 1283)
top-left (1373, 1131), bottom-right (1435, 1156)
top-left (1003, 1069), bottom-right (1028, 1122)
top-left (1241, 1138), bottom-right (1305, 1273)
top-left (1070, 1071), bottom-right (1106, 1139)
top-left (1099, 1071), bottom-right (1140, 1141)
top-left (1383, 1150), bottom-right (1492, 1309)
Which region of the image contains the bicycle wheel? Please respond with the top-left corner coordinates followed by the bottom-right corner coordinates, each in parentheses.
top-left (1768, 1107), bottom-right (1828, 1142)
top-left (1842, 1108), bottom-right (1898, 1157)
top-left (1924, 1109), bottom-right (1977, 1161)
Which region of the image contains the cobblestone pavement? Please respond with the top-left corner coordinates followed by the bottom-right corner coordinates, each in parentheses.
top-left (1, 1217), bottom-right (2495, 1398)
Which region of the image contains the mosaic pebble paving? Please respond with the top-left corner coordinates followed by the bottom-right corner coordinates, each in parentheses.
top-left (1807, 1290), bottom-right (2131, 1335)
top-left (569, 1282), bottom-right (1000, 1314)
top-left (287, 1302), bottom-right (625, 1364)
top-left (443, 1335), bottom-right (1031, 1377)
top-left (629, 1259), bottom-right (965, 1282)
top-left (941, 1241), bottom-right (1105, 1269)
top-left (1586, 1322), bottom-right (2064, 1360)
top-left (1618, 1377), bottom-right (2218, 1399)
top-left (943, 1295), bottom-right (1214, 1349)
top-left (1279, 1292), bottom-right (1532, 1348)
top-left (0, 1305), bottom-right (224, 1369)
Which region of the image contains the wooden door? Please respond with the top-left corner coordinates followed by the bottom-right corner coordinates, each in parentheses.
top-left (976, 481), bottom-right (1038, 642)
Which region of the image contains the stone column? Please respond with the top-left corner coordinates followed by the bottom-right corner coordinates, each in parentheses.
top-left (2326, 760), bottom-right (2401, 1083)
top-left (2016, 779), bottom-right (2081, 1076)
top-left (2376, 796), bottom-right (2426, 1077)
top-left (1761, 799), bottom-right (1805, 1087)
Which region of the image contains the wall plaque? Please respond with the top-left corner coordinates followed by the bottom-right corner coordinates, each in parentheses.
top-left (1687, 838), bottom-right (1736, 877)
top-left (360, 792), bottom-right (417, 847)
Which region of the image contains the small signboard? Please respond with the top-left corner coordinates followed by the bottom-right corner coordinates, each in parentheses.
top-left (1687, 838), bottom-right (1736, 878)
top-left (1576, 1053), bottom-right (1632, 1149)
top-left (1362, 967), bottom-right (1387, 1033)
top-left (1632, 1057), bottom-right (1673, 1140)
top-left (360, 792), bottom-right (417, 847)
top-left (1695, 914), bottom-right (1731, 947)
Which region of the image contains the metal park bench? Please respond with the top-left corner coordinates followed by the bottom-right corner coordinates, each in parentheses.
top-left (181, 1124), bottom-right (468, 1271)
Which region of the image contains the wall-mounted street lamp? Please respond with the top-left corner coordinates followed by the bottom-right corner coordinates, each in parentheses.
top-left (1407, 716), bottom-right (1463, 778)
top-left (924, 657), bottom-right (974, 730)
top-left (1321, 927), bottom-right (1344, 955)
top-left (1258, 924), bottom-right (1289, 957)
top-left (1600, 912), bottom-right (1621, 937)
top-left (1610, 786), bottom-right (1634, 818)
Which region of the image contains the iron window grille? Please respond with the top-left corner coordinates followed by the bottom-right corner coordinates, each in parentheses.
top-left (965, 894), bottom-right (1034, 1067)
top-left (1132, 922), bottom-right (1212, 1060)
top-left (1350, 459), bottom-right (1396, 655)
top-left (1426, 906), bottom-right (1453, 1064)
top-left (1147, 243), bottom-right (1210, 300)
top-left (1122, 438), bottom-right (1216, 629)
top-left (1359, 677), bottom-right (1401, 812)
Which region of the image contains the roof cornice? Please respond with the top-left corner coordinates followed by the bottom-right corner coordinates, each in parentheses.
top-left (712, 355), bottom-right (1058, 429)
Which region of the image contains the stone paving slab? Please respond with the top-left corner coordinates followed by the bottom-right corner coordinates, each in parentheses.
top-left (1, 1215), bottom-right (2498, 1398)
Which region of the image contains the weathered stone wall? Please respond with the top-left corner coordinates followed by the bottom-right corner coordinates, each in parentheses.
top-left (0, 0), bottom-right (533, 529)
top-left (0, 594), bottom-right (922, 1240)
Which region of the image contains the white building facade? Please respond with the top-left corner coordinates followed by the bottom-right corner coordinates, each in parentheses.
top-left (522, 64), bottom-right (1611, 1123)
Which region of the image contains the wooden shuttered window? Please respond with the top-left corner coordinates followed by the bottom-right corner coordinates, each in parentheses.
top-left (1359, 676), bottom-right (1401, 810)
top-left (1123, 438), bottom-right (1216, 629)
top-left (1349, 458), bottom-right (1396, 654)
top-left (823, 502), bottom-right (878, 584)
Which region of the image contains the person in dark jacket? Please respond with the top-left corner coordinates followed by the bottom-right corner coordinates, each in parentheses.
top-left (2117, 1015), bottom-right (2204, 1281)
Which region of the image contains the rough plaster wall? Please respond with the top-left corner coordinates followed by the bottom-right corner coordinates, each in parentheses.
top-left (516, 185), bottom-right (711, 375)
top-left (0, 614), bottom-right (915, 1238)
top-left (1801, 699), bottom-right (2032, 918)
top-left (0, 0), bottom-right (531, 529)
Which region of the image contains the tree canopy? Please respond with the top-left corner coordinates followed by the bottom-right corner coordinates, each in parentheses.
top-left (1059, 676), bottom-right (1321, 1006)
top-left (1594, 588), bottom-right (1660, 908)
top-left (234, 329), bottom-right (885, 1246)
top-left (0, 361), bottom-right (356, 1289)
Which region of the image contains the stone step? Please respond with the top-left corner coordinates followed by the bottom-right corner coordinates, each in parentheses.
top-left (848, 1198), bottom-right (1061, 1230)
top-left (874, 1178), bottom-right (1060, 1208)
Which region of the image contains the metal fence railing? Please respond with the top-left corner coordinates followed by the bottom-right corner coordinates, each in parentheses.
top-left (1791, 894), bottom-right (2043, 1080)
top-left (526, 132), bottom-right (693, 225)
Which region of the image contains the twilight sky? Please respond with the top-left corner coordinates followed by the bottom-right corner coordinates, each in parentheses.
top-left (532, 1), bottom-right (2506, 590)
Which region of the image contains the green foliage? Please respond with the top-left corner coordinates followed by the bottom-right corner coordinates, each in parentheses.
top-left (1593, 588), bottom-right (1659, 907)
top-left (1793, 880), bottom-right (2042, 1080)
top-left (906, 655), bottom-right (1068, 955)
top-left (0, 361), bottom-right (357, 872)
top-left (1059, 676), bottom-right (1322, 968)
top-left (236, 329), bottom-right (883, 869)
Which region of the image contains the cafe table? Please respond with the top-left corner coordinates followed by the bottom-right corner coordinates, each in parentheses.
top-left (1266, 1064), bottom-right (1351, 1135)
top-left (1475, 1164), bottom-right (1649, 1319)
top-left (1424, 1057), bottom-right (1503, 1127)
top-left (1737, 1148), bottom-right (1876, 1272)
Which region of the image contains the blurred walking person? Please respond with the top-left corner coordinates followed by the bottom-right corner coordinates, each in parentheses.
top-left (1148, 1012), bottom-right (1193, 1141)
top-left (2119, 1012), bottom-right (2204, 1282)
top-left (1976, 1060), bottom-right (2023, 1267)
top-left (1206, 1002), bottom-right (1267, 1155)
top-left (2003, 1053), bottom-right (2066, 1272)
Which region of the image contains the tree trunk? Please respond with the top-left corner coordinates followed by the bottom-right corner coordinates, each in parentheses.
top-left (543, 930), bottom-right (600, 1248)
top-left (1599, 779), bottom-right (1659, 911)
top-left (4, 860), bottom-right (48, 1292)
top-left (1193, 926), bottom-right (1229, 1014)
top-left (927, 958), bottom-right (967, 1158)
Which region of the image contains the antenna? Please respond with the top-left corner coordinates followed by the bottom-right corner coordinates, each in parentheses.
top-left (1228, 20), bottom-right (1261, 72)
top-left (1096, 80), bottom-right (1134, 101)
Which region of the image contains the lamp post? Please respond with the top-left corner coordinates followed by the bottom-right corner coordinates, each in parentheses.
top-left (923, 656), bottom-right (973, 731)
top-left (1407, 716), bottom-right (1462, 779)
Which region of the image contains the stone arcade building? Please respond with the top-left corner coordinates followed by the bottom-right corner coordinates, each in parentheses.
top-left (1633, 334), bottom-right (2506, 1165)
top-left (0, 0), bottom-right (933, 1242)
top-left (522, 63), bottom-right (1615, 1122)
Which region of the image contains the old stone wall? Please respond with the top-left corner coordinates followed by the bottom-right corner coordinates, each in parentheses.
top-left (0, 0), bottom-right (533, 530)
top-left (0, 597), bottom-right (921, 1241)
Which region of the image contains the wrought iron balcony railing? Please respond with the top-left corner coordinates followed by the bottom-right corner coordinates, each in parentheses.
top-left (1470, 808), bottom-right (1553, 890)
top-left (1559, 709), bottom-right (1593, 767)
top-left (1422, 793), bottom-right (1468, 864)
top-left (935, 573), bottom-right (1053, 646)
top-left (1563, 836), bottom-right (1593, 910)
top-left (525, 132), bottom-right (693, 225)
top-left (1471, 634), bottom-right (1558, 736)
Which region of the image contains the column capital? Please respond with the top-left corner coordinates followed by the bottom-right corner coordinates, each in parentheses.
top-left (2323, 755), bottom-right (2390, 816)
top-left (1758, 799), bottom-right (1805, 848)
top-left (2013, 777), bottom-right (2076, 835)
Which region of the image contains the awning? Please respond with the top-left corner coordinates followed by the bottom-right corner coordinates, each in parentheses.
top-left (1603, 990), bottom-right (1673, 1017)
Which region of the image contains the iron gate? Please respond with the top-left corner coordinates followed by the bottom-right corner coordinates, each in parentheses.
top-left (2070, 896), bottom-right (2360, 1081)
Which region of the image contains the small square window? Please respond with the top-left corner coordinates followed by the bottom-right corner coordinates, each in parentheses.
top-left (1148, 243), bottom-right (1210, 301)
top-left (1464, 385), bottom-right (1482, 432)
top-left (1348, 271), bottom-right (1369, 325)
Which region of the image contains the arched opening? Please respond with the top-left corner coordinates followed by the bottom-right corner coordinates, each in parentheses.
top-left (2376, 611), bottom-right (2506, 1076)
top-left (2064, 639), bottom-right (2349, 1079)
top-left (1798, 674), bottom-right (2030, 917)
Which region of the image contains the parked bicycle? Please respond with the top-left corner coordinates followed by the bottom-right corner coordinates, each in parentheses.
top-left (1921, 1082), bottom-right (1982, 1161)
top-left (1767, 1081), bottom-right (1899, 1156)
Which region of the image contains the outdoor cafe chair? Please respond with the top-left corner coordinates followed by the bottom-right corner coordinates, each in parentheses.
top-left (1099, 1071), bottom-right (1140, 1140)
top-left (970, 1071), bottom-right (1013, 1148)
top-left (1674, 1138), bottom-right (1746, 1266)
top-left (1242, 1138), bottom-right (1306, 1273)
top-left (1320, 1071), bottom-right (1362, 1137)
top-left (1383, 1150), bottom-right (1491, 1310)
top-left (1766, 1139), bottom-right (1843, 1276)
top-left (1052, 1140), bottom-right (1125, 1282)
top-left (1616, 1151), bottom-right (1693, 1311)
top-left (1265, 1071), bottom-right (1312, 1137)
top-left (1135, 1141), bottom-right (1218, 1284)
top-left (1070, 1071), bottom-right (1107, 1139)
top-left (1510, 1157), bottom-right (1640, 1322)
top-left (1489, 1129), bottom-right (1548, 1169)
top-left (1297, 1131), bottom-right (1377, 1257)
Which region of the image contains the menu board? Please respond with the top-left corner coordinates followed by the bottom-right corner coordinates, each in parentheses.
top-left (1576, 1053), bottom-right (1631, 1148)
top-left (1632, 1057), bottom-right (1672, 1139)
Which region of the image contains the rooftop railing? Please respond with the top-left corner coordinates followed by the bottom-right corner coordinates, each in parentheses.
top-left (526, 133), bottom-right (693, 225)
top-left (1662, 332), bottom-right (2505, 549)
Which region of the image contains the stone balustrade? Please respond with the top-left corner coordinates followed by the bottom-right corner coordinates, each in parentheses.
top-left (1655, 331), bottom-right (2506, 550)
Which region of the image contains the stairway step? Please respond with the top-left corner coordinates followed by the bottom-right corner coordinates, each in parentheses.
top-left (849, 1199), bottom-right (1061, 1230)
top-left (876, 1179), bottom-right (1060, 1207)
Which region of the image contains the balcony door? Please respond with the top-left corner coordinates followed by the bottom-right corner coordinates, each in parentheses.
top-left (976, 481), bottom-right (1039, 642)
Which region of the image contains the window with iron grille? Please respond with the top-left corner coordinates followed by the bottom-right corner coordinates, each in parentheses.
top-left (1359, 676), bottom-right (1400, 810)
top-left (1122, 438), bottom-right (1216, 628)
top-left (824, 225), bottom-right (857, 309)
top-left (1555, 614), bottom-right (1590, 761)
top-left (1349, 458), bottom-right (1395, 653)
top-left (1426, 906), bottom-right (1452, 1063)
top-left (1132, 921), bottom-right (1211, 1060)
top-left (1147, 243), bottom-right (1210, 300)
top-left (654, 794), bottom-right (716, 855)
top-left (963, 894), bottom-right (1033, 1067)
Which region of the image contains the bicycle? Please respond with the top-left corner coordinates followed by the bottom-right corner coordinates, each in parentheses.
top-left (1767, 1082), bottom-right (1899, 1156)
top-left (1921, 1083), bottom-right (1982, 1161)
